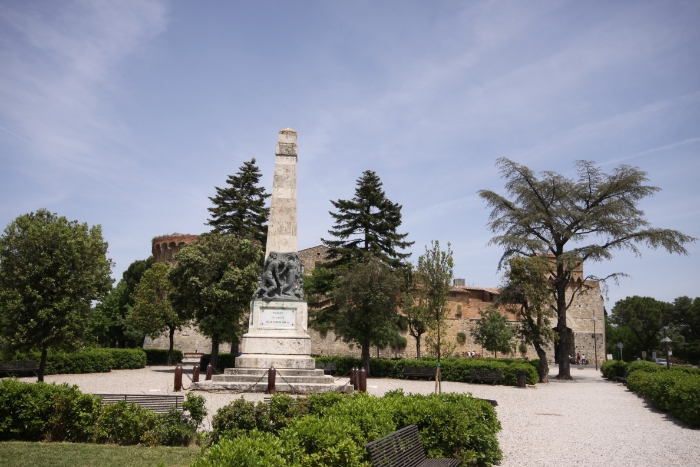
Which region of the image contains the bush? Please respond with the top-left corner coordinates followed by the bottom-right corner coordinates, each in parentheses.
top-left (600, 359), bottom-right (627, 379)
top-left (0, 380), bottom-right (204, 445)
top-left (199, 353), bottom-right (237, 373)
top-left (627, 370), bottom-right (700, 427)
top-left (192, 430), bottom-right (293, 467)
top-left (143, 348), bottom-right (184, 365)
top-left (314, 356), bottom-right (539, 385)
top-left (625, 360), bottom-right (663, 376)
top-left (8, 348), bottom-right (146, 374)
top-left (208, 391), bottom-right (502, 466)
top-left (0, 379), bottom-right (100, 442)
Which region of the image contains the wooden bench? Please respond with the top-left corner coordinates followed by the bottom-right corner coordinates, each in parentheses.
top-left (93, 394), bottom-right (184, 414)
top-left (0, 360), bottom-right (39, 377)
top-left (614, 376), bottom-right (627, 384)
top-left (315, 361), bottom-right (337, 375)
top-left (364, 424), bottom-right (460, 467)
top-left (469, 369), bottom-right (502, 385)
top-left (403, 366), bottom-right (436, 380)
top-left (183, 352), bottom-right (203, 358)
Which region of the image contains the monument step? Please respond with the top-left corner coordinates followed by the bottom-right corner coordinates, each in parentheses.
top-left (193, 380), bottom-right (350, 394)
top-left (222, 369), bottom-right (326, 377)
top-left (212, 374), bottom-right (334, 384)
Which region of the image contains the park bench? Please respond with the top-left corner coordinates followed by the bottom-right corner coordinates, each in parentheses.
top-left (93, 394), bottom-right (184, 414)
top-left (315, 361), bottom-right (337, 375)
top-left (0, 360), bottom-right (39, 377)
top-left (469, 369), bottom-right (502, 385)
top-left (364, 424), bottom-right (460, 467)
top-left (614, 376), bottom-right (627, 384)
top-left (183, 352), bottom-right (204, 358)
top-left (403, 366), bottom-right (436, 380)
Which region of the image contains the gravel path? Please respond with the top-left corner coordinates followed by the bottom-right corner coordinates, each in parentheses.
top-left (20, 362), bottom-right (700, 466)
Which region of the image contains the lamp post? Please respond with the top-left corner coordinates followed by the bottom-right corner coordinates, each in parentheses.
top-left (591, 317), bottom-right (598, 371)
top-left (661, 326), bottom-right (672, 370)
top-left (617, 342), bottom-right (624, 361)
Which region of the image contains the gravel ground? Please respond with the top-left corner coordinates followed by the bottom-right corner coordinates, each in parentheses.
top-left (19, 361), bottom-right (700, 466)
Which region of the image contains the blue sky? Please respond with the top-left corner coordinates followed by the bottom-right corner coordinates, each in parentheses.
top-left (1, 0), bottom-right (698, 308)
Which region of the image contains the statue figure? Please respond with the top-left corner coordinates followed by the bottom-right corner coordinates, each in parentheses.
top-left (253, 252), bottom-right (304, 301)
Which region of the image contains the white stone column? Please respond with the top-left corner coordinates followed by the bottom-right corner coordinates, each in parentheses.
top-left (265, 128), bottom-right (298, 258)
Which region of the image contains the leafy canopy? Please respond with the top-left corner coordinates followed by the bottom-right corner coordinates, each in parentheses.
top-left (479, 158), bottom-right (695, 377)
top-left (168, 233), bottom-right (262, 367)
top-left (470, 308), bottom-right (515, 357)
top-left (322, 170), bottom-right (413, 269)
top-left (0, 209), bottom-right (113, 379)
top-left (128, 262), bottom-right (185, 340)
top-left (206, 158), bottom-right (270, 245)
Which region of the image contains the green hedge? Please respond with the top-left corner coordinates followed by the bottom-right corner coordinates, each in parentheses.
top-left (600, 360), bottom-right (627, 379)
top-left (143, 349), bottom-right (184, 365)
top-left (314, 356), bottom-right (538, 386)
top-left (0, 379), bottom-right (206, 445)
top-left (627, 370), bottom-right (700, 427)
top-left (199, 353), bottom-right (238, 373)
top-left (8, 349), bottom-right (146, 375)
top-left (201, 391), bottom-right (502, 467)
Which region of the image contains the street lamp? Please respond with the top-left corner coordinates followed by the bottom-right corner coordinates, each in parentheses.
top-left (591, 317), bottom-right (598, 371)
top-left (617, 342), bottom-right (624, 361)
top-left (661, 326), bottom-right (672, 370)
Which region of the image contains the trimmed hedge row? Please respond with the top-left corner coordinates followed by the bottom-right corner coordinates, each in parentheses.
top-left (9, 349), bottom-right (146, 375)
top-left (0, 379), bottom-right (206, 445)
top-left (601, 359), bottom-right (700, 427)
top-left (143, 348), bottom-right (184, 365)
top-left (627, 371), bottom-right (700, 427)
top-left (198, 391), bottom-right (502, 467)
top-left (315, 356), bottom-right (539, 386)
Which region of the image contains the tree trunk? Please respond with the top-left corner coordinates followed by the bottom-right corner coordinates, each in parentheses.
top-left (556, 318), bottom-right (572, 380)
top-left (437, 319), bottom-right (441, 363)
top-left (167, 326), bottom-right (175, 366)
top-left (210, 336), bottom-right (220, 372)
top-left (533, 343), bottom-right (549, 383)
top-left (361, 343), bottom-right (371, 377)
top-left (38, 347), bottom-right (47, 382)
top-left (415, 335), bottom-right (422, 359)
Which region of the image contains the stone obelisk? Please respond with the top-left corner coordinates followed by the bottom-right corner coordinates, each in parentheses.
top-left (265, 128), bottom-right (298, 257)
top-left (235, 128), bottom-right (315, 370)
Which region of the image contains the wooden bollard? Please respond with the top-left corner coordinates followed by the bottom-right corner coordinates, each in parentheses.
top-left (267, 367), bottom-right (276, 395)
top-left (206, 363), bottom-right (213, 381)
top-left (359, 367), bottom-right (367, 393)
top-left (192, 364), bottom-right (200, 383)
top-left (174, 364), bottom-right (183, 392)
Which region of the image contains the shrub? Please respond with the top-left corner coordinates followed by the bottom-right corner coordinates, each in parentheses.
top-left (314, 356), bottom-right (539, 386)
top-left (192, 430), bottom-right (294, 467)
top-left (627, 370), bottom-right (700, 427)
top-left (0, 379), bottom-right (100, 442)
top-left (625, 360), bottom-right (663, 376)
top-left (208, 391), bottom-right (503, 466)
top-left (199, 353), bottom-right (238, 373)
top-left (211, 398), bottom-right (269, 442)
top-left (600, 360), bottom-right (627, 379)
top-left (143, 348), bottom-right (184, 365)
top-left (93, 400), bottom-right (157, 445)
top-left (98, 349), bottom-right (147, 369)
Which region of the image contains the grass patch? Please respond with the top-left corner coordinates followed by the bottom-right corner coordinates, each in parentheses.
top-left (0, 441), bottom-right (200, 467)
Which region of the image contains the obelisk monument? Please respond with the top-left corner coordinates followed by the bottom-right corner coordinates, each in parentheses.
top-left (235, 128), bottom-right (315, 370)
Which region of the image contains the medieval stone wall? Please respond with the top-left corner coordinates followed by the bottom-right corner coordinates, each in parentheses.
top-left (298, 245), bottom-right (332, 275)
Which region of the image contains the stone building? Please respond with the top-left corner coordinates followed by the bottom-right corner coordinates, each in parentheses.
top-left (299, 245), bottom-right (606, 365)
top-left (144, 239), bottom-right (605, 365)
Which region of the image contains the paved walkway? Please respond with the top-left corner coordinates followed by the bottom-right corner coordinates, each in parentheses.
top-left (21, 364), bottom-right (700, 466)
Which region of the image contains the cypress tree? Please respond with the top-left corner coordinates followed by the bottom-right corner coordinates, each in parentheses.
top-left (322, 170), bottom-right (413, 269)
top-left (206, 158), bottom-right (270, 245)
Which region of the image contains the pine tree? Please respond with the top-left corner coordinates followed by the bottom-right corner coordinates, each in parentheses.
top-left (322, 170), bottom-right (413, 268)
top-left (206, 158), bottom-right (270, 245)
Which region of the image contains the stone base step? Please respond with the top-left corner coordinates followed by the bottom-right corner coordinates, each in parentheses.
top-left (193, 380), bottom-right (352, 394)
top-left (212, 374), bottom-right (334, 384)
top-left (224, 368), bottom-right (326, 377)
